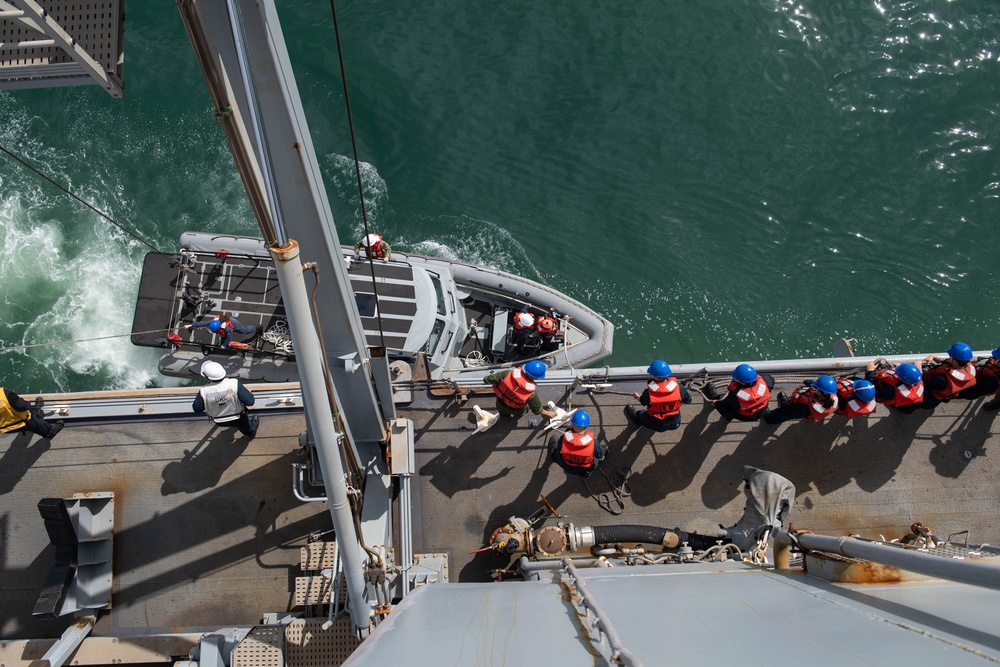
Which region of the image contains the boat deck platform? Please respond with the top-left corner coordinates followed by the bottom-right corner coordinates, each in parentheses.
top-left (1, 372), bottom-right (998, 642)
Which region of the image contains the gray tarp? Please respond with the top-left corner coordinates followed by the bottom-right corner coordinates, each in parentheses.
top-left (718, 466), bottom-right (795, 551)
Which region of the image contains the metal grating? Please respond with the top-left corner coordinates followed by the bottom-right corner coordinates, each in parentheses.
top-left (285, 619), bottom-right (359, 667)
top-left (232, 626), bottom-right (284, 667)
top-left (293, 576), bottom-right (331, 606)
top-left (300, 542), bottom-right (338, 570)
top-left (0, 0), bottom-right (124, 95)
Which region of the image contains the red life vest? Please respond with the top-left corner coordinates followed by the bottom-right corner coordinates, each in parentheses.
top-left (214, 316), bottom-right (234, 333)
top-left (979, 358), bottom-right (1000, 379)
top-left (834, 380), bottom-right (876, 418)
top-left (536, 316), bottom-right (559, 336)
top-left (873, 370), bottom-right (924, 407)
top-left (925, 361), bottom-right (977, 400)
top-left (976, 359), bottom-right (1000, 395)
top-left (513, 311), bottom-right (536, 331)
top-left (726, 376), bottom-right (770, 416)
top-left (560, 430), bottom-right (596, 468)
top-left (364, 234), bottom-right (385, 259)
top-left (493, 367), bottom-right (537, 409)
top-left (646, 378), bottom-right (681, 419)
top-left (789, 387), bottom-right (838, 422)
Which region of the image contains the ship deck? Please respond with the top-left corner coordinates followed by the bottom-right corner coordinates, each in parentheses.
top-left (1, 372), bottom-right (998, 641)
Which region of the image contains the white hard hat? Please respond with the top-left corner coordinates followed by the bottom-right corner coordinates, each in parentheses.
top-left (201, 361), bottom-right (226, 381)
top-left (364, 233), bottom-right (381, 247)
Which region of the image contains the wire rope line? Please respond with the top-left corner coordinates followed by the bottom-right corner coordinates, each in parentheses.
top-left (0, 143), bottom-right (169, 257)
top-left (328, 0), bottom-right (386, 349)
top-left (0, 328), bottom-right (174, 353)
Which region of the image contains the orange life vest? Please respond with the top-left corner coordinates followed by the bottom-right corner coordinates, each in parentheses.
top-left (494, 367), bottom-right (536, 409)
top-left (873, 370), bottom-right (924, 407)
top-left (976, 359), bottom-right (1000, 395)
top-left (789, 387), bottom-right (838, 422)
top-left (647, 378), bottom-right (681, 419)
top-left (835, 380), bottom-right (876, 418)
top-left (560, 430), bottom-right (596, 468)
top-left (726, 376), bottom-right (770, 416)
top-left (213, 316), bottom-right (234, 333)
top-left (924, 361), bottom-right (977, 400)
top-left (536, 316), bottom-right (559, 336)
top-left (513, 311), bottom-right (535, 331)
top-left (364, 234), bottom-right (385, 259)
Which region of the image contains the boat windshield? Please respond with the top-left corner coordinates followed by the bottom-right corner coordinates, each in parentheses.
top-left (425, 318), bottom-right (445, 355)
top-left (429, 273), bottom-right (448, 316)
top-left (354, 293), bottom-right (378, 318)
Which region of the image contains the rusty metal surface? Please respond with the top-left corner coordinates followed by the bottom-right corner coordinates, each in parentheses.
top-left (805, 552), bottom-right (936, 584)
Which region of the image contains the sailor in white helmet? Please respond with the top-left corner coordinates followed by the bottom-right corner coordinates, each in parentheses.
top-left (191, 361), bottom-right (259, 439)
top-left (353, 233), bottom-right (393, 262)
top-left (510, 304), bottom-right (537, 354)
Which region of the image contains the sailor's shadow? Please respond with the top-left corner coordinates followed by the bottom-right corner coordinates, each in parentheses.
top-left (756, 419), bottom-right (849, 499)
top-left (701, 420), bottom-right (776, 509)
top-left (631, 402), bottom-right (720, 507)
top-left (851, 408), bottom-right (931, 491)
top-left (417, 418), bottom-right (518, 498)
top-left (160, 427), bottom-right (249, 495)
top-left (928, 400), bottom-right (997, 479)
top-left (0, 431), bottom-right (51, 496)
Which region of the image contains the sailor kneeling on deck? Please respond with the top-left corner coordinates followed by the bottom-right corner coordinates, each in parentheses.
top-left (550, 410), bottom-right (606, 476)
top-left (625, 360), bottom-right (692, 432)
top-left (0, 387), bottom-right (63, 439)
top-left (486, 361), bottom-right (557, 420)
top-left (192, 361), bottom-right (259, 439)
top-left (764, 375), bottom-right (839, 425)
top-left (702, 363), bottom-right (774, 422)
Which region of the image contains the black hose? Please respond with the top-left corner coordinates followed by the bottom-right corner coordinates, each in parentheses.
top-left (592, 525), bottom-right (726, 551)
top-left (593, 525), bottom-right (667, 545)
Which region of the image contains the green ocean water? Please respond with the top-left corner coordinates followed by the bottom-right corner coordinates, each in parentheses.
top-left (1, 0), bottom-right (998, 393)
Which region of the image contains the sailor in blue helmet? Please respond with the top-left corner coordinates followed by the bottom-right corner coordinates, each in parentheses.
top-left (484, 360), bottom-right (557, 421)
top-left (764, 375), bottom-right (839, 425)
top-left (864, 360), bottom-right (925, 414)
top-left (919, 342), bottom-right (977, 410)
top-left (184, 313), bottom-right (258, 349)
top-left (550, 409), bottom-right (607, 476)
top-left (958, 346), bottom-right (1000, 410)
top-left (624, 360), bottom-right (692, 432)
top-left (702, 363), bottom-right (775, 422)
top-left (834, 378), bottom-right (877, 418)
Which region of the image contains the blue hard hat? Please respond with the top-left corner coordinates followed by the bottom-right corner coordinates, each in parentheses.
top-left (947, 342), bottom-right (973, 363)
top-left (815, 375), bottom-right (837, 395)
top-left (571, 410), bottom-right (591, 428)
top-left (853, 379), bottom-right (876, 402)
top-left (647, 360), bottom-right (671, 379)
top-left (208, 320), bottom-right (222, 333)
top-left (895, 363), bottom-right (922, 386)
top-left (992, 347), bottom-right (1000, 359)
top-left (523, 360), bottom-right (546, 380)
top-left (732, 363), bottom-right (758, 385)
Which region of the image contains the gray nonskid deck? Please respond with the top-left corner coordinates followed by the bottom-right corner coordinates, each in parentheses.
top-left (1, 372), bottom-right (997, 641)
top-left (410, 373), bottom-right (1000, 582)
top-left (0, 414), bottom-right (322, 640)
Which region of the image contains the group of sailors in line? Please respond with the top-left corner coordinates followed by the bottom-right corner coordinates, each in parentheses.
top-left (485, 342), bottom-right (999, 475)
